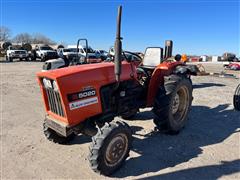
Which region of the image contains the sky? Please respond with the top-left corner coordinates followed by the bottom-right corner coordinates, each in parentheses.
top-left (1, 0), bottom-right (239, 56)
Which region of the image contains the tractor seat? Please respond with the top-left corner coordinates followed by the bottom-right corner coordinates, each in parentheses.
top-left (141, 47), bottom-right (163, 70)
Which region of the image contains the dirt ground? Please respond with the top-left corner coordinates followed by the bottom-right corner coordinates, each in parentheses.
top-left (0, 59), bottom-right (239, 179)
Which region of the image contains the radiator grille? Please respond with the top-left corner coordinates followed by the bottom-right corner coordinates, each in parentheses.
top-left (46, 88), bottom-right (65, 117)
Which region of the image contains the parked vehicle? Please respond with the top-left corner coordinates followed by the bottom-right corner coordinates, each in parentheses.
top-left (42, 39), bottom-right (102, 71)
top-left (225, 62), bottom-right (240, 70)
top-left (32, 45), bottom-right (58, 61)
top-left (95, 49), bottom-right (108, 60)
top-left (57, 48), bottom-right (78, 60)
top-left (222, 52), bottom-right (238, 62)
top-left (37, 6), bottom-right (196, 176)
top-left (6, 46), bottom-right (28, 62)
top-left (77, 46), bottom-right (101, 64)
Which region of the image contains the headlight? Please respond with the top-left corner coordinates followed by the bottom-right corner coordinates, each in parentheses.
top-left (52, 81), bottom-right (59, 91)
top-left (42, 78), bottom-right (52, 89)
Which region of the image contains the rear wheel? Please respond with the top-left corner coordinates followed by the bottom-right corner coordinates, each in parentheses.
top-left (153, 74), bottom-right (192, 133)
top-left (43, 121), bottom-right (75, 144)
top-left (233, 84), bottom-right (240, 111)
top-left (89, 121), bottom-right (132, 176)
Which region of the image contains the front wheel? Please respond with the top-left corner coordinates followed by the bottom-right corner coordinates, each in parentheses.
top-left (153, 74), bottom-right (193, 133)
top-left (40, 55), bottom-right (46, 62)
top-left (89, 121), bottom-right (132, 176)
top-left (233, 84), bottom-right (240, 111)
top-left (9, 57), bottom-right (13, 62)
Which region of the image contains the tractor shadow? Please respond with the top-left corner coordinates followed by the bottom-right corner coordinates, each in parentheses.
top-left (140, 159), bottom-right (240, 180)
top-left (68, 134), bottom-right (91, 145)
top-left (193, 83), bottom-right (226, 89)
top-left (130, 110), bottom-right (156, 121)
top-left (114, 104), bottom-right (240, 178)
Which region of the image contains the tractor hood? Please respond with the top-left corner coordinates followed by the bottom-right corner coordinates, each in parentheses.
top-left (37, 61), bottom-right (135, 81)
top-left (36, 61), bottom-right (136, 125)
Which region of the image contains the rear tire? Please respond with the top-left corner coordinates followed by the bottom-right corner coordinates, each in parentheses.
top-left (233, 84), bottom-right (240, 111)
top-left (89, 121), bottom-right (132, 176)
top-left (43, 121), bottom-right (75, 144)
top-left (153, 74), bottom-right (192, 133)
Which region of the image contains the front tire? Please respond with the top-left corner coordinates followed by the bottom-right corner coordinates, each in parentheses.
top-left (153, 74), bottom-right (192, 133)
top-left (43, 121), bottom-right (75, 144)
top-left (233, 84), bottom-right (240, 111)
top-left (40, 55), bottom-right (46, 62)
top-left (9, 57), bottom-right (13, 62)
top-left (89, 121), bottom-right (132, 176)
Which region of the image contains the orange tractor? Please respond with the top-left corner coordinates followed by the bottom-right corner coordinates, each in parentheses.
top-left (37, 6), bottom-right (196, 175)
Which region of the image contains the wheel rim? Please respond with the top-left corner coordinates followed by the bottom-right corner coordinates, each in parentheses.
top-left (105, 133), bottom-right (128, 167)
top-left (172, 93), bottom-right (180, 114)
top-left (172, 86), bottom-right (189, 122)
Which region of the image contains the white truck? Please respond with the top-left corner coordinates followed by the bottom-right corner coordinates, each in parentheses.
top-left (67, 45), bottom-right (101, 63)
top-left (57, 48), bottom-right (78, 60)
top-left (6, 46), bottom-right (28, 62)
top-left (32, 45), bottom-right (58, 61)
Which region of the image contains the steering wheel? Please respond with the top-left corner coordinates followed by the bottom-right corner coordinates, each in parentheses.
top-left (136, 67), bottom-right (150, 85)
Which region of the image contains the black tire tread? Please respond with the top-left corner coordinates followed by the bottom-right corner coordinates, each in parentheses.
top-left (233, 84), bottom-right (240, 111)
top-left (88, 121), bottom-right (132, 176)
top-left (43, 121), bottom-right (75, 144)
top-left (153, 74), bottom-right (192, 133)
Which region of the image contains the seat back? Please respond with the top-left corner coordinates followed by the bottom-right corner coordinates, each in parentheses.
top-left (142, 47), bottom-right (163, 68)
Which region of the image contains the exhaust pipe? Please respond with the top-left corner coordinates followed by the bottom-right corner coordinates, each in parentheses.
top-left (164, 40), bottom-right (173, 59)
top-left (114, 6), bottom-right (122, 82)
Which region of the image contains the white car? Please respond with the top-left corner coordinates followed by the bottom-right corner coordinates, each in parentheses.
top-left (6, 46), bottom-right (28, 62)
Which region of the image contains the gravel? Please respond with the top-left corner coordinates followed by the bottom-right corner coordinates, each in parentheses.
top-left (1, 60), bottom-right (239, 179)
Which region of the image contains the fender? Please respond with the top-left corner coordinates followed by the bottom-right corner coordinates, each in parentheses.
top-left (146, 61), bottom-right (184, 106)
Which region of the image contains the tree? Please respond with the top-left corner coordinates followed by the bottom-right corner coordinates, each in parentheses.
top-left (32, 33), bottom-right (55, 45)
top-left (13, 33), bottom-right (32, 43)
top-left (0, 26), bottom-right (11, 41)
